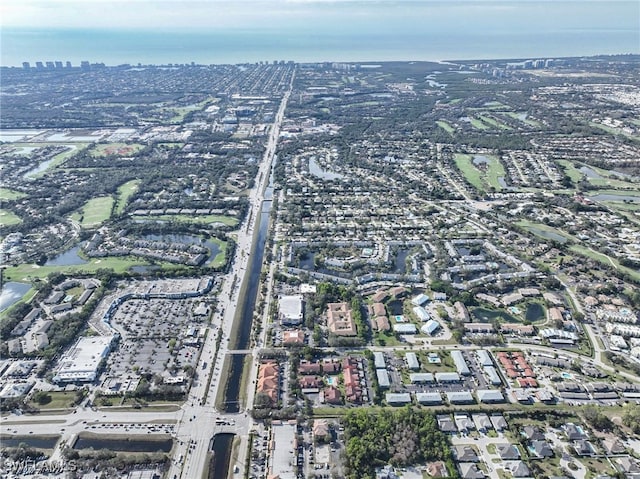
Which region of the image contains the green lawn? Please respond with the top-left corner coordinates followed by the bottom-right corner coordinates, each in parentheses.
top-left (71, 196), bottom-right (114, 227)
top-left (478, 115), bottom-right (512, 130)
top-left (504, 111), bottom-right (541, 127)
top-left (0, 209), bottom-right (22, 225)
top-left (0, 188), bottom-right (27, 201)
top-left (454, 153), bottom-right (505, 192)
top-left (557, 160), bottom-right (583, 183)
top-left (590, 121), bottom-right (640, 142)
top-left (470, 118), bottom-right (490, 130)
top-left (3, 257), bottom-right (181, 282)
top-left (436, 120), bottom-right (455, 134)
top-left (29, 391), bottom-right (79, 409)
top-left (115, 179), bottom-right (141, 215)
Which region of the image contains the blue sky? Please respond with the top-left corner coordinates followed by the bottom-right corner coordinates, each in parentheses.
top-left (2, 0), bottom-right (638, 33)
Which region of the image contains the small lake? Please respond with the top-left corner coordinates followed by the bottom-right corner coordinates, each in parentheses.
top-left (308, 157), bottom-right (344, 181)
top-left (525, 303), bottom-right (545, 322)
top-left (387, 300), bottom-right (404, 316)
top-left (472, 307), bottom-right (517, 323)
top-left (394, 249), bottom-right (410, 274)
top-left (472, 155), bottom-right (490, 166)
top-left (525, 226), bottom-right (568, 244)
top-left (0, 282), bottom-right (32, 312)
top-left (45, 245), bottom-right (88, 266)
top-left (23, 158), bottom-right (56, 178)
top-left (579, 166), bottom-right (602, 179)
top-left (73, 436), bottom-right (173, 452)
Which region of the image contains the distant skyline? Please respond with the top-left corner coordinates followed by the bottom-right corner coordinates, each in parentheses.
top-left (1, 1), bottom-right (638, 66)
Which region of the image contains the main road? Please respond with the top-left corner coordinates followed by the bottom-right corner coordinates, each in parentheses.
top-left (168, 83), bottom-right (293, 479)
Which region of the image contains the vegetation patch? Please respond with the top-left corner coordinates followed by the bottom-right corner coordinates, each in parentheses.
top-left (343, 407), bottom-right (454, 479)
top-left (454, 153), bottom-right (506, 192)
top-left (90, 143), bottom-right (144, 157)
top-left (0, 188), bottom-right (27, 201)
top-left (0, 209), bottom-right (22, 226)
top-left (72, 196), bottom-right (114, 227)
top-left (114, 179), bottom-right (141, 215)
top-left (436, 120), bottom-right (455, 134)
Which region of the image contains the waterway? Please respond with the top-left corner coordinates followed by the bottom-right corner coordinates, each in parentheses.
top-left (588, 193), bottom-right (640, 202)
top-left (73, 436), bottom-right (173, 452)
top-left (0, 282), bottom-right (32, 312)
top-left (1, 436), bottom-right (59, 449)
top-left (221, 187), bottom-right (273, 413)
top-left (208, 433), bottom-right (235, 479)
top-left (524, 225), bottom-right (568, 244)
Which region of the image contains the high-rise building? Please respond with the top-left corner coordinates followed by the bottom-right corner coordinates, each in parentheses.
top-left (45, 61), bottom-right (55, 69)
top-left (66, 61), bottom-right (72, 68)
top-left (55, 61), bottom-right (63, 69)
top-left (22, 62), bottom-right (31, 70)
top-left (81, 61), bottom-right (90, 70)
top-left (35, 61), bottom-right (44, 70)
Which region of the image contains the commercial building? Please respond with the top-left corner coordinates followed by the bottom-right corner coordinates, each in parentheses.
top-left (53, 336), bottom-right (114, 383)
top-left (327, 302), bottom-right (356, 336)
top-left (421, 319), bottom-right (441, 336)
top-left (270, 422), bottom-right (297, 479)
top-left (405, 352), bottom-right (420, 370)
top-left (278, 295), bottom-right (304, 325)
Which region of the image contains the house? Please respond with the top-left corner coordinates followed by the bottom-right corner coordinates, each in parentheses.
top-left (447, 391), bottom-right (475, 405)
top-left (415, 392), bottom-right (442, 405)
top-left (386, 392), bottom-right (412, 406)
top-left (299, 360), bottom-right (322, 375)
top-left (458, 463), bottom-right (484, 479)
top-left (522, 426), bottom-right (545, 441)
top-left (300, 376), bottom-right (322, 389)
top-left (616, 456), bottom-right (640, 475)
top-left (376, 316), bottom-right (391, 331)
top-left (601, 437), bottom-right (625, 455)
top-left (497, 444), bottom-right (520, 460)
top-left (453, 445), bottom-right (479, 462)
top-left (257, 361), bottom-right (279, 405)
top-left (372, 302), bottom-right (386, 317)
top-left (313, 419), bottom-right (331, 443)
top-left (530, 440), bottom-right (553, 458)
top-left (472, 414), bottom-right (492, 433)
top-left (455, 414), bottom-right (475, 433)
top-left (437, 415), bottom-right (457, 433)
top-left (508, 461), bottom-right (531, 478)
top-left (324, 386), bottom-right (342, 405)
top-left (563, 423), bottom-right (587, 441)
top-left (322, 360), bottom-right (341, 375)
top-left (425, 461), bottom-right (448, 478)
top-left (476, 389), bottom-right (505, 403)
top-left (283, 330), bottom-right (305, 346)
top-left (490, 415), bottom-right (508, 432)
top-left (573, 440), bottom-right (595, 457)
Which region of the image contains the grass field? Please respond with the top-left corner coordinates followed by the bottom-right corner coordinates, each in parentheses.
top-left (90, 143), bottom-right (144, 157)
top-left (436, 120), bottom-right (455, 134)
top-left (590, 121), bottom-right (640, 142)
top-left (3, 257), bottom-right (180, 282)
top-left (115, 179), bottom-right (141, 215)
top-left (72, 196), bottom-right (114, 227)
top-left (470, 118), bottom-right (490, 130)
top-left (0, 188), bottom-right (27, 201)
top-left (478, 115), bottom-right (512, 130)
top-left (504, 111), bottom-right (541, 127)
top-left (557, 160), bottom-right (583, 183)
top-left (29, 391), bottom-right (78, 410)
top-left (454, 153), bottom-right (505, 192)
top-left (0, 209), bottom-right (22, 226)
top-left (131, 213), bottom-right (239, 227)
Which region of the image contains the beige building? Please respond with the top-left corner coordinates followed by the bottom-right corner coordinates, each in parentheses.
top-left (327, 302), bottom-right (356, 336)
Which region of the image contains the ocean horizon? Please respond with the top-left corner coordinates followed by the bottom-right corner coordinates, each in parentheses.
top-left (1, 1), bottom-right (638, 67)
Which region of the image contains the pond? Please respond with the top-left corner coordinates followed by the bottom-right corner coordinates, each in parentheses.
top-left (579, 166), bottom-right (602, 179)
top-left (394, 249), bottom-right (410, 274)
top-left (472, 155), bottom-right (490, 166)
top-left (525, 303), bottom-right (545, 322)
top-left (73, 436), bottom-right (173, 452)
top-left (23, 158), bottom-right (56, 178)
top-left (0, 282), bottom-right (32, 312)
top-left (471, 307), bottom-right (517, 323)
top-left (524, 225), bottom-right (568, 244)
top-left (308, 157), bottom-right (344, 181)
top-left (387, 300), bottom-right (404, 316)
top-left (45, 245), bottom-right (88, 266)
